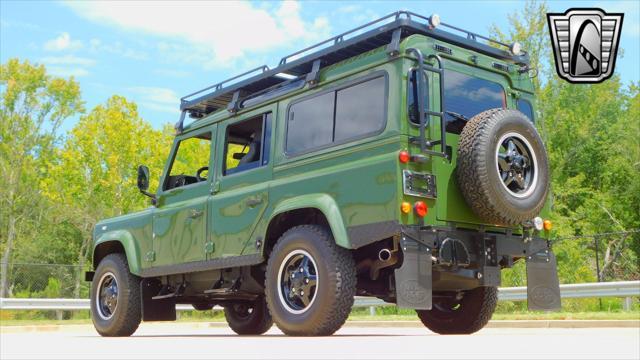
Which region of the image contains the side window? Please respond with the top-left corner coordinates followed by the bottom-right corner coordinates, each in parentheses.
top-left (286, 75), bottom-right (387, 154)
top-left (517, 99), bottom-right (535, 122)
top-left (443, 70), bottom-right (505, 134)
top-left (334, 76), bottom-right (386, 142)
top-left (224, 113), bottom-right (271, 175)
top-left (164, 133), bottom-right (211, 190)
top-left (287, 93), bottom-right (334, 154)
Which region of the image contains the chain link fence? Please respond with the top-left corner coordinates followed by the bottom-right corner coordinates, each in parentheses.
top-left (1, 231), bottom-right (638, 301)
top-left (0, 263), bottom-right (88, 299)
top-left (501, 230), bottom-right (640, 288)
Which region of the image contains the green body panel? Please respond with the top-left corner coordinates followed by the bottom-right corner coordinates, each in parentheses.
top-left (152, 182), bottom-right (210, 267)
top-left (91, 33), bottom-right (548, 275)
top-left (94, 209), bottom-right (153, 275)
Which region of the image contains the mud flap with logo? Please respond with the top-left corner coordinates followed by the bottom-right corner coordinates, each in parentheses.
top-left (526, 250), bottom-right (561, 311)
top-left (394, 237), bottom-right (432, 310)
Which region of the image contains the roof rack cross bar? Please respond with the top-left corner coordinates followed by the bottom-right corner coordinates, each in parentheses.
top-left (278, 11), bottom-right (407, 66)
top-left (181, 65), bottom-right (270, 102)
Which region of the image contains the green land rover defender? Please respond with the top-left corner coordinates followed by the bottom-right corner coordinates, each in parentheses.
top-left (87, 11), bottom-right (561, 337)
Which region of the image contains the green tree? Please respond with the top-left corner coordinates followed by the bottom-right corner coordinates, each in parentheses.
top-left (0, 59), bottom-right (84, 297)
top-left (491, 1), bottom-right (640, 284)
top-left (42, 95), bottom-right (171, 296)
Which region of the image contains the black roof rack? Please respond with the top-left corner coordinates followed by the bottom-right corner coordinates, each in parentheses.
top-left (178, 10), bottom-right (528, 124)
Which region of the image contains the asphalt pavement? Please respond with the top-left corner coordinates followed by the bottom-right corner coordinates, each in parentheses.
top-left (1, 323), bottom-right (638, 359)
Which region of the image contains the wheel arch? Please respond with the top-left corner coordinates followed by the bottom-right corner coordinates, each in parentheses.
top-left (263, 194), bottom-right (349, 255)
top-left (93, 230), bottom-right (142, 275)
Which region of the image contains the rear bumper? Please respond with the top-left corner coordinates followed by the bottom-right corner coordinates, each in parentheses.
top-left (394, 225), bottom-right (561, 311)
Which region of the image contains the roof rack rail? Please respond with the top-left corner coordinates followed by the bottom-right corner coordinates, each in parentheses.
top-left (177, 10), bottom-right (528, 129)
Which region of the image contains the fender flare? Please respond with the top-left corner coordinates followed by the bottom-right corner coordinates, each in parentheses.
top-left (268, 193), bottom-right (350, 248)
top-left (93, 230), bottom-right (143, 275)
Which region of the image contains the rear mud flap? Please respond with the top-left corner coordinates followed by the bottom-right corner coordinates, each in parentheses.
top-left (394, 237), bottom-right (432, 310)
top-left (526, 250), bottom-right (561, 311)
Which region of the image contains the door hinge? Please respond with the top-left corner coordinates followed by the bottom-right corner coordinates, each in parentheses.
top-left (211, 180), bottom-right (220, 194)
top-left (204, 242), bottom-right (215, 254)
top-left (145, 251), bottom-right (156, 262)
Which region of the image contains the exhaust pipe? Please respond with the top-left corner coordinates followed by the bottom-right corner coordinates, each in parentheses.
top-left (378, 248), bottom-right (392, 262)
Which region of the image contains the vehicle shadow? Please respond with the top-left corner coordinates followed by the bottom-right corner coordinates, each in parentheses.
top-left (79, 333), bottom-right (427, 338)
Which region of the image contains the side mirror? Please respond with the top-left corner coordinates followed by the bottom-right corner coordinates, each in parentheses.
top-left (136, 165), bottom-right (156, 205)
top-left (137, 165), bottom-right (150, 191)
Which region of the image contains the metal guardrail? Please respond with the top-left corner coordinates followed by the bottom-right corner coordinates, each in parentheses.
top-left (1, 281), bottom-right (638, 311)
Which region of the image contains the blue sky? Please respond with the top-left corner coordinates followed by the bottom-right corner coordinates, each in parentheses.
top-left (1, 1), bottom-right (638, 131)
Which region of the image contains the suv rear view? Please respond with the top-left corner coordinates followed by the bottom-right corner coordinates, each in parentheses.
top-left (88, 11), bottom-right (560, 337)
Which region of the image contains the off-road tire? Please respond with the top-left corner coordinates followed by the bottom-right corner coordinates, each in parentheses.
top-left (265, 225), bottom-right (356, 336)
top-left (456, 108), bottom-right (549, 226)
top-left (416, 286), bottom-right (498, 334)
top-left (90, 253), bottom-right (141, 337)
top-left (223, 297), bottom-right (273, 335)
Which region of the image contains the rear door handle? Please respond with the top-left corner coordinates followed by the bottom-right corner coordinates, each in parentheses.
top-left (188, 209), bottom-right (204, 218)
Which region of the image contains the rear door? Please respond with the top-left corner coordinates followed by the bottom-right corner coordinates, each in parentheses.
top-left (433, 62), bottom-right (509, 225)
top-left (209, 105), bottom-right (275, 258)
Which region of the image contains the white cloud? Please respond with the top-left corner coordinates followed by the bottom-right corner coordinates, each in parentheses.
top-left (88, 38), bottom-right (148, 60)
top-left (44, 32), bottom-right (83, 51)
top-left (63, 1), bottom-right (331, 67)
top-left (1, 19), bottom-right (41, 31)
top-left (129, 86), bottom-right (180, 114)
top-left (40, 55), bottom-right (95, 77)
top-left (40, 55), bottom-right (95, 66)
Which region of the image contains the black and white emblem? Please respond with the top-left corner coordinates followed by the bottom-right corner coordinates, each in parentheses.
top-left (547, 8), bottom-right (623, 83)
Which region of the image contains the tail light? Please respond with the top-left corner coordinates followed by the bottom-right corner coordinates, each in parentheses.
top-left (399, 150), bottom-right (410, 164)
top-left (414, 201), bottom-right (428, 217)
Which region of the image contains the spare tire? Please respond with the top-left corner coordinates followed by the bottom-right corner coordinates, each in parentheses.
top-left (456, 108), bottom-right (549, 226)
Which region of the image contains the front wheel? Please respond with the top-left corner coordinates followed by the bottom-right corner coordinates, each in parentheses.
top-left (416, 286), bottom-right (497, 334)
top-left (90, 253), bottom-right (141, 337)
top-left (265, 225), bottom-right (356, 336)
top-left (223, 297), bottom-right (273, 335)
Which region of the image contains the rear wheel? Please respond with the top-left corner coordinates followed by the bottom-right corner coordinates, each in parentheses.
top-left (223, 296), bottom-right (273, 335)
top-left (90, 253), bottom-right (141, 337)
top-left (416, 286), bottom-right (497, 334)
top-left (265, 225), bottom-right (356, 336)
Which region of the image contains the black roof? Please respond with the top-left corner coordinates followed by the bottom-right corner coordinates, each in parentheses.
top-left (180, 11), bottom-right (528, 119)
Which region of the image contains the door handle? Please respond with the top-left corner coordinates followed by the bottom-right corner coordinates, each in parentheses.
top-left (246, 197), bottom-right (263, 208)
top-left (188, 209), bottom-right (204, 218)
